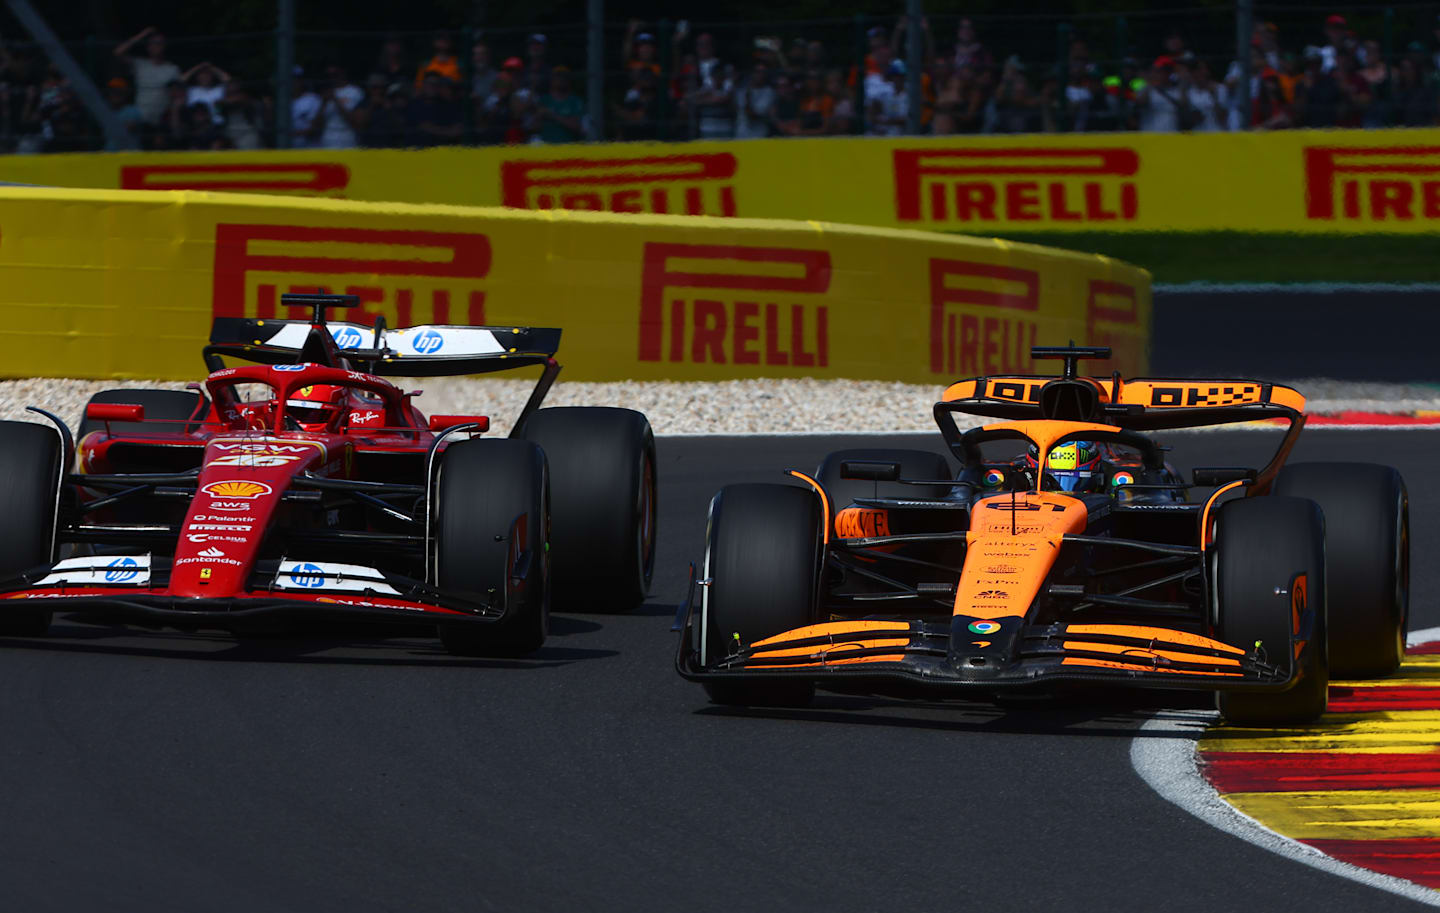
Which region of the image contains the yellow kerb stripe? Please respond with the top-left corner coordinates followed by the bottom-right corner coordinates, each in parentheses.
top-left (1221, 789), bottom-right (1440, 840)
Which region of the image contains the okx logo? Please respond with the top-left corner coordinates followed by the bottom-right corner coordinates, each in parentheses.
top-left (894, 147), bottom-right (1139, 224)
top-left (1305, 145), bottom-right (1440, 221)
top-left (501, 153), bottom-right (738, 216)
top-left (638, 243), bottom-right (831, 368)
top-left (211, 224), bottom-right (491, 325)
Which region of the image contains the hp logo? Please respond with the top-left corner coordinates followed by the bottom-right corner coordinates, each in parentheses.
top-left (413, 330), bottom-right (445, 354)
top-left (105, 557), bottom-right (140, 583)
top-left (289, 563), bottom-right (326, 588)
top-left (333, 327), bottom-right (364, 349)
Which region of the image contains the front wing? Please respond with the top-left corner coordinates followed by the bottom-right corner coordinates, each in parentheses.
top-left (675, 594), bottom-right (1297, 695)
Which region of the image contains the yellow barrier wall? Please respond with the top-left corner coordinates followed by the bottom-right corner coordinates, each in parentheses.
top-left (2, 128), bottom-right (1436, 233)
top-left (0, 187), bottom-right (1149, 381)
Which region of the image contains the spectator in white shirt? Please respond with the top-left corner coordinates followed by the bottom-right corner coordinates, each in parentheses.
top-left (1185, 60), bottom-right (1228, 131)
top-left (290, 68), bottom-right (322, 148)
top-left (314, 64), bottom-right (366, 148)
top-left (734, 63), bottom-right (775, 138)
top-left (113, 26), bottom-right (181, 125)
top-left (1136, 58), bottom-right (1183, 131)
top-left (183, 62), bottom-right (230, 124)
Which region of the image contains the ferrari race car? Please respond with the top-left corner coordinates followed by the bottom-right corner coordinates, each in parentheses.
top-left (0, 293), bottom-right (657, 655)
top-left (677, 346), bottom-right (1409, 725)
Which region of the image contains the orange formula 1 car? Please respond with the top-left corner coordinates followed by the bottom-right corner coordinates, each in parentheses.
top-left (675, 346), bottom-right (1409, 725)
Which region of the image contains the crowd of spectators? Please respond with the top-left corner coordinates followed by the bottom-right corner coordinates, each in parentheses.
top-left (6, 12), bottom-right (1440, 153)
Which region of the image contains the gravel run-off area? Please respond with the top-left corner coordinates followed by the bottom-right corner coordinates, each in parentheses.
top-left (2, 377), bottom-right (1438, 437)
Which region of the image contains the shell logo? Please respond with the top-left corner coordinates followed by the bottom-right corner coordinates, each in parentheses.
top-left (201, 480), bottom-right (274, 499)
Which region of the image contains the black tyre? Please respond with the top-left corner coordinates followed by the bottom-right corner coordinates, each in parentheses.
top-left (518, 407), bottom-right (656, 612)
top-left (434, 439), bottom-right (549, 656)
top-left (816, 448), bottom-right (952, 515)
top-left (1213, 496), bottom-right (1328, 726)
top-left (701, 483), bottom-right (822, 707)
top-left (1274, 462), bottom-right (1408, 678)
top-left (0, 421), bottom-right (63, 636)
top-left (76, 388), bottom-right (205, 440)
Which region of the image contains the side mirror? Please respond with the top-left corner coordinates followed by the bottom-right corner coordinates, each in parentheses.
top-left (840, 460), bottom-right (901, 482)
top-left (1192, 466), bottom-right (1256, 486)
top-left (429, 414), bottom-right (489, 433)
top-left (85, 403), bottom-right (145, 423)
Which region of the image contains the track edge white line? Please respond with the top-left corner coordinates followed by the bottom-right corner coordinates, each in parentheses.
top-left (1129, 627), bottom-right (1440, 908)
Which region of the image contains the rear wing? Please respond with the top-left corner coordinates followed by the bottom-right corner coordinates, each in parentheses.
top-left (207, 317), bottom-right (561, 377)
top-left (941, 375), bottom-right (1306, 431)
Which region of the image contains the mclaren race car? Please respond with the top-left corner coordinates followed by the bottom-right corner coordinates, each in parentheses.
top-left (677, 346), bottom-right (1408, 725)
top-left (0, 293), bottom-right (656, 655)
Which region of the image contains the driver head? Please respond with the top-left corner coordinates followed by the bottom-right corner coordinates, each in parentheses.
top-left (286, 384), bottom-right (344, 431)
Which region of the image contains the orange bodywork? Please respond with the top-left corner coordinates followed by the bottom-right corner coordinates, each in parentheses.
top-left (941, 377), bottom-right (1307, 414)
top-left (1061, 657), bottom-right (1245, 677)
top-left (1065, 623), bottom-right (1246, 654)
top-left (748, 620), bottom-right (913, 668)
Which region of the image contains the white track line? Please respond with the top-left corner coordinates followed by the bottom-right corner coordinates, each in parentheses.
top-left (1130, 625), bottom-right (1440, 906)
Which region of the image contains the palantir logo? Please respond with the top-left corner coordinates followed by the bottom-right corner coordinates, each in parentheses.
top-left (412, 329), bottom-right (445, 354)
top-left (105, 557), bottom-right (139, 583)
top-left (289, 563), bottom-right (326, 588)
top-left (332, 326), bottom-right (364, 349)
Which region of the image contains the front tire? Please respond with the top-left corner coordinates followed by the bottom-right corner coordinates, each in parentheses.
top-left (1274, 462), bottom-right (1408, 677)
top-left (434, 439), bottom-right (549, 656)
top-left (701, 483), bottom-right (822, 707)
top-left (518, 408), bottom-right (656, 612)
top-left (1213, 496), bottom-right (1328, 726)
top-left (0, 421), bottom-right (63, 636)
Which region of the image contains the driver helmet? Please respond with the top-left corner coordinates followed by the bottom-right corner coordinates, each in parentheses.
top-left (1023, 440), bottom-right (1104, 492)
top-left (286, 384), bottom-right (345, 430)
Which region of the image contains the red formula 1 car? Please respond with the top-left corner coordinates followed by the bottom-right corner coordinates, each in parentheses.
top-left (0, 294), bottom-right (657, 655)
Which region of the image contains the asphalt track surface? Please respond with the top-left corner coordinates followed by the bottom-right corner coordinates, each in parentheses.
top-left (1, 429), bottom-right (1437, 912)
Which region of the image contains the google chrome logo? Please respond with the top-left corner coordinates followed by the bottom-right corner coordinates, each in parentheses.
top-left (968, 620), bottom-right (1001, 635)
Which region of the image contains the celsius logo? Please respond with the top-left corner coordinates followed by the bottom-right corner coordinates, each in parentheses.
top-left (332, 326), bottom-right (365, 349)
top-left (412, 329), bottom-right (445, 354)
top-left (289, 563), bottom-right (326, 588)
top-left (105, 557), bottom-right (140, 583)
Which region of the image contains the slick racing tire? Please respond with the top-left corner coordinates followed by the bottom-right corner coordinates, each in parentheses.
top-left (518, 408), bottom-right (656, 612)
top-left (816, 448), bottom-right (953, 516)
top-left (1213, 496), bottom-right (1328, 727)
top-left (1274, 462), bottom-right (1409, 678)
top-left (701, 483), bottom-right (822, 707)
top-left (76, 388), bottom-right (206, 440)
top-left (434, 439), bottom-right (549, 657)
top-left (0, 421), bottom-right (63, 636)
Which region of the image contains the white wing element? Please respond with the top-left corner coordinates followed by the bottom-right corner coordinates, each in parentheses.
top-left (274, 560), bottom-right (401, 595)
top-left (36, 555), bottom-right (152, 587)
top-left (317, 324), bottom-right (506, 357)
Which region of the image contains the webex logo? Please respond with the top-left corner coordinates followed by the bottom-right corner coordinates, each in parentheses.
top-left (211, 224), bottom-right (491, 324)
top-left (638, 243), bottom-right (831, 367)
top-left (1305, 145), bottom-right (1440, 221)
top-left (894, 147), bottom-right (1139, 224)
top-left (120, 162), bottom-right (350, 195)
top-left (501, 153), bottom-right (738, 216)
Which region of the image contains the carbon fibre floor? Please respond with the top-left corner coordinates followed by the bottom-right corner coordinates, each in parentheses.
top-left (0, 429), bottom-right (1433, 912)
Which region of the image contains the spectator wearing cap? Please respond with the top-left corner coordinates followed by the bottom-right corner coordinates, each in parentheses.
top-left (537, 66), bottom-right (583, 143)
top-left (1321, 15), bottom-right (1353, 73)
top-left (417, 33), bottom-right (461, 88)
top-left (623, 21), bottom-right (661, 76)
top-left (1135, 56), bottom-right (1190, 132)
top-left (103, 77), bottom-right (142, 150)
top-left (479, 72), bottom-right (526, 144)
top-left (113, 26), bottom-right (181, 125)
top-left (409, 71), bottom-right (462, 147)
top-left (470, 42), bottom-right (497, 102)
top-left (290, 68), bottom-right (322, 148)
top-left (868, 60), bottom-right (909, 135)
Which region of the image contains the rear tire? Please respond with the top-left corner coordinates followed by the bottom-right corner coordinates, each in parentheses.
top-left (701, 484), bottom-right (822, 707)
top-left (1274, 462), bottom-right (1408, 678)
top-left (816, 448), bottom-right (952, 515)
top-left (434, 439), bottom-right (549, 656)
top-left (1213, 496), bottom-right (1328, 726)
top-left (0, 421), bottom-right (62, 636)
top-left (76, 388), bottom-right (205, 440)
top-left (518, 408), bottom-right (656, 612)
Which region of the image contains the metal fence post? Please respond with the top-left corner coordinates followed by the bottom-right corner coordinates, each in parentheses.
top-left (1234, 0), bottom-right (1252, 130)
top-left (905, 0), bottom-right (923, 134)
top-left (276, 0), bottom-right (295, 148)
top-left (586, 0), bottom-right (604, 140)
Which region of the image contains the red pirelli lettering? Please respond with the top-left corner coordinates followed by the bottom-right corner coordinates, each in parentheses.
top-left (928, 259), bottom-right (1039, 374)
top-left (894, 147), bottom-right (1139, 223)
top-left (501, 154), bottom-right (738, 216)
top-left (120, 163), bottom-right (350, 193)
top-left (1305, 145), bottom-right (1440, 220)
